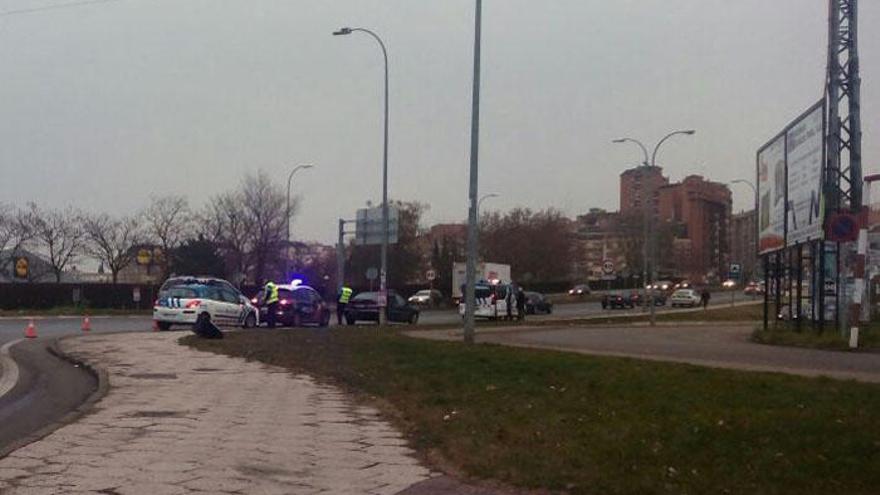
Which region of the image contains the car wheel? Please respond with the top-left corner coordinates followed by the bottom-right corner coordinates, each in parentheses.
top-left (157, 322), bottom-right (171, 331)
top-left (242, 313), bottom-right (256, 329)
top-left (346, 316), bottom-right (355, 326)
top-left (292, 313), bottom-right (302, 328)
top-left (409, 313), bottom-right (419, 325)
top-left (196, 312), bottom-right (211, 325)
top-left (319, 311), bottom-right (330, 328)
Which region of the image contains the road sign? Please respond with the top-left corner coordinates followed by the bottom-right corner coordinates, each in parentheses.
top-left (826, 212), bottom-right (859, 242)
top-left (355, 207), bottom-right (400, 245)
top-left (365, 267), bottom-right (378, 281)
top-left (426, 269), bottom-right (437, 281)
top-left (729, 263), bottom-right (742, 274)
top-left (602, 260), bottom-right (614, 275)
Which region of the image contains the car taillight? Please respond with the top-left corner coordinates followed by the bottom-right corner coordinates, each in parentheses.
top-left (491, 294), bottom-right (497, 303)
top-left (250, 298), bottom-right (258, 304)
top-left (280, 299), bottom-right (291, 306)
top-left (185, 300), bottom-right (201, 309)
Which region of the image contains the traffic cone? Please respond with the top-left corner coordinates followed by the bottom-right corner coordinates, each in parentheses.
top-left (152, 320), bottom-right (160, 332)
top-left (24, 319), bottom-right (37, 339)
top-left (81, 316), bottom-right (91, 332)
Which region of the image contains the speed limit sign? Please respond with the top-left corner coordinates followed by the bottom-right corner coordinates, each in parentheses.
top-left (602, 260), bottom-right (615, 275)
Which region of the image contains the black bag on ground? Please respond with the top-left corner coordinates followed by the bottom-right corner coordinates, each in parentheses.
top-left (192, 315), bottom-right (223, 339)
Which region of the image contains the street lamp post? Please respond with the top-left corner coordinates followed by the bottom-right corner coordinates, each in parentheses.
top-left (334, 26), bottom-right (391, 325)
top-left (613, 130), bottom-right (695, 326)
top-left (464, 0), bottom-right (483, 345)
top-left (477, 193), bottom-right (499, 215)
top-left (286, 164), bottom-right (313, 243)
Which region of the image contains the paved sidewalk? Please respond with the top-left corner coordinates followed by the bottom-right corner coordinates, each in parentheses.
top-left (0, 332), bottom-right (434, 494)
top-left (412, 324), bottom-right (880, 383)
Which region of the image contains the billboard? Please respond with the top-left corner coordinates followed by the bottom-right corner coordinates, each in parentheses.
top-left (756, 99), bottom-right (826, 254)
top-left (786, 101), bottom-right (825, 245)
top-left (757, 134), bottom-right (786, 254)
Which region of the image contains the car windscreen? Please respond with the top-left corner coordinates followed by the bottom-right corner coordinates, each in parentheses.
top-left (352, 292), bottom-right (378, 302)
top-left (160, 286), bottom-right (202, 299)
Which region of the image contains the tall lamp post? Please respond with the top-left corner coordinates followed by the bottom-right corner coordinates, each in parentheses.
top-left (464, 0), bottom-right (483, 345)
top-left (613, 129), bottom-right (695, 326)
top-left (286, 164), bottom-right (313, 243)
top-left (334, 26), bottom-right (391, 325)
top-left (478, 193), bottom-right (499, 215)
top-left (731, 179), bottom-right (758, 280)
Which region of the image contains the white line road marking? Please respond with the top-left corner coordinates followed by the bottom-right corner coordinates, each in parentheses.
top-left (0, 339), bottom-right (23, 400)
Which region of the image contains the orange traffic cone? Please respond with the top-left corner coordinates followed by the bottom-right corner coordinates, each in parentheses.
top-left (152, 320), bottom-right (160, 332)
top-left (24, 319), bottom-right (37, 339)
top-left (81, 316), bottom-right (91, 332)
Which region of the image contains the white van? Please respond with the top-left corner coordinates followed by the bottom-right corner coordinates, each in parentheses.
top-left (458, 281), bottom-right (519, 320)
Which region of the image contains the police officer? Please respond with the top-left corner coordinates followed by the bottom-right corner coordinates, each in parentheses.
top-left (337, 285), bottom-right (353, 325)
top-left (263, 279), bottom-right (279, 328)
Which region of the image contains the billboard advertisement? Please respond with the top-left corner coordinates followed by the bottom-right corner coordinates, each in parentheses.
top-left (786, 101), bottom-right (825, 245)
top-left (757, 134), bottom-right (786, 254)
top-left (756, 99), bottom-right (826, 254)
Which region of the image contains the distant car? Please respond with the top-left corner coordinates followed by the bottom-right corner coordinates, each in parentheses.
top-left (153, 276), bottom-right (258, 331)
top-left (524, 291), bottom-right (553, 314)
top-left (674, 281), bottom-right (692, 290)
top-left (345, 291), bottom-right (420, 325)
top-left (252, 283), bottom-right (331, 327)
top-left (568, 284), bottom-right (591, 296)
top-left (669, 289), bottom-right (701, 307)
top-left (722, 279), bottom-right (737, 288)
top-left (601, 290), bottom-right (634, 309)
top-left (408, 289), bottom-right (443, 308)
top-left (743, 282), bottom-right (764, 296)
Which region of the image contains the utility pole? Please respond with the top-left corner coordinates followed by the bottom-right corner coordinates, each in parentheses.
top-left (824, 0), bottom-right (862, 336)
top-left (464, 0), bottom-right (483, 345)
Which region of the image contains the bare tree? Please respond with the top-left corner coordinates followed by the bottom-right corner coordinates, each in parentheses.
top-left (83, 213), bottom-right (143, 283)
top-left (240, 171), bottom-right (288, 283)
top-left (27, 204), bottom-right (85, 283)
top-left (0, 204), bottom-right (32, 274)
top-left (200, 191), bottom-right (253, 283)
top-left (143, 195), bottom-right (191, 278)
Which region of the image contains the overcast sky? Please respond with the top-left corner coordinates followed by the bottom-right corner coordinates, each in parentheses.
top-left (0, 0), bottom-right (877, 244)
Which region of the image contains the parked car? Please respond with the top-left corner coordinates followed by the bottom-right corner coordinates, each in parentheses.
top-left (153, 276), bottom-right (258, 331)
top-left (345, 291), bottom-right (420, 325)
top-left (601, 290), bottom-right (635, 309)
top-left (524, 291), bottom-right (553, 314)
top-left (407, 289), bottom-right (443, 308)
top-left (252, 283), bottom-right (331, 327)
top-left (568, 284), bottom-right (591, 297)
top-left (669, 289), bottom-right (702, 307)
top-left (722, 279), bottom-right (737, 288)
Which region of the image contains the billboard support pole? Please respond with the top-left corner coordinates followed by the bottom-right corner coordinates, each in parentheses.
top-left (796, 244), bottom-right (804, 331)
top-left (763, 255), bottom-right (770, 330)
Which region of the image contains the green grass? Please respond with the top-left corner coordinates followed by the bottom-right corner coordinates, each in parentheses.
top-left (0, 306), bottom-right (151, 317)
top-left (753, 323), bottom-right (880, 351)
top-left (184, 328), bottom-right (880, 495)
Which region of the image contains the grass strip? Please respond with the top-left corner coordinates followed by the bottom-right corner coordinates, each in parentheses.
top-left (184, 328), bottom-right (880, 495)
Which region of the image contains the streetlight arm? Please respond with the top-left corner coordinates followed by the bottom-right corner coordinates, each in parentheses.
top-left (613, 137), bottom-right (650, 166)
top-left (651, 130), bottom-right (695, 167)
top-left (731, 179), bottom-right (757, 195)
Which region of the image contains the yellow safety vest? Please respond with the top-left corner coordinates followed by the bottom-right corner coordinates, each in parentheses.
top-left (339, 287), bottom-right (352, 304)
top-left (265, 282), bottom-right (279, 304)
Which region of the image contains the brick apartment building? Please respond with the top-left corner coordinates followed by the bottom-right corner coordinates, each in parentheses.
top-left (573, 209), bottom-right (637, 281)
top-left (657, 175), bottom-right (732, 281)
top-left (620, 165), bottom-right (668, 218)
top-left (730, 210), bottom-right (758, 281)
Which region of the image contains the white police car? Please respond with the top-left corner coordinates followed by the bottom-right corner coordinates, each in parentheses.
top-left (153, 276), bottom-right (259, 330)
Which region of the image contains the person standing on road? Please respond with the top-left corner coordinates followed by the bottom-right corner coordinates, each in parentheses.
top-left (337, 285), bottom-right (353, 325)
top-left (700, 288), bottom-right (711, 309)
top-left (516, 286), bottom-right (526, 321)
top-left (263, 279), bottom-right (279, 328)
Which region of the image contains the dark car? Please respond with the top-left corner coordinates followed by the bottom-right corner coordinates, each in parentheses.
top-left (524, 291), bottom-right (553, 314)
top-left (601, 290), bottom-right (634, 309)
top-left (253, 284), bottom-right (331, 327)
top-left (344, 291), bottom-right (420, 325)
top-left (568, 284), bottom-right (591, 297)
top-left (630, 290), bottom-right (667, 306)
